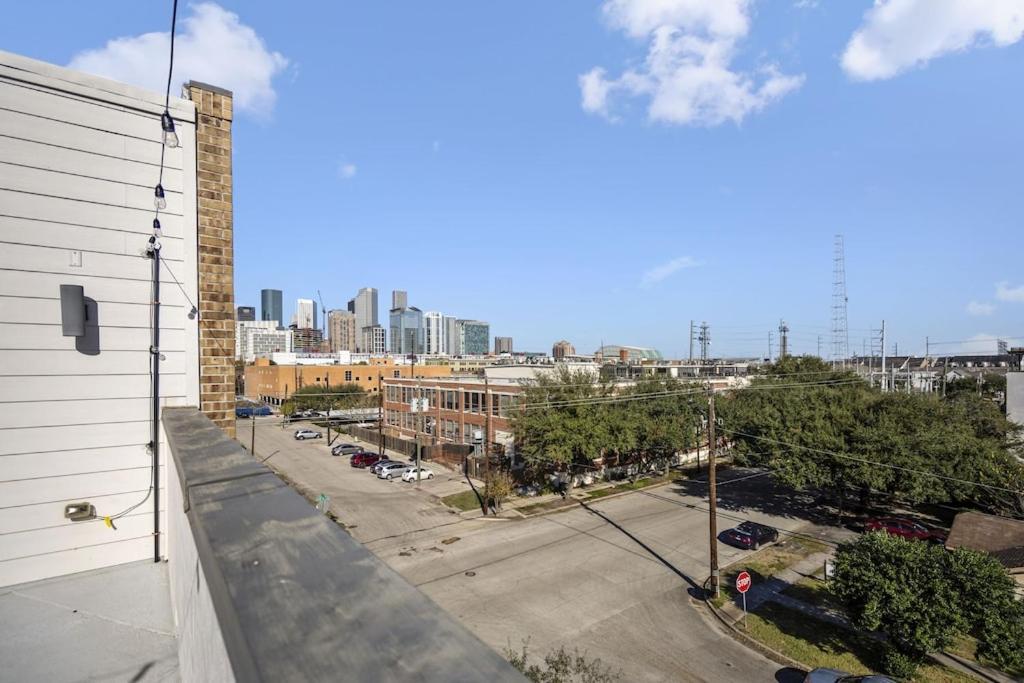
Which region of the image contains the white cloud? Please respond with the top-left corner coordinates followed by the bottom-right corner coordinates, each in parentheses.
top-left (640, 255), bottom-right (700, 287)
top-left (68, 3), bottom-right (289, 116)
top-left (966, 300), bottom-right (995, 316)
top-left (841, 0), bottom-right (1024, 81)
top-left (996, 281), bottom-right (1024, 302)
top-left (432, 140), bottom-right (442, 153)
top-left (338, 163), bottom-right (357, 180)
top-left (580, 0), bottom-right (804, 126)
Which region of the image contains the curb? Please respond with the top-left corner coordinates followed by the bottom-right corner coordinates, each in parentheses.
top-left (700, 576), bottom-right (808, 673)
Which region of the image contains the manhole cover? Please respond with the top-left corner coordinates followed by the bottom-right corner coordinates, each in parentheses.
top-left (465, 571), bottom-right (476, 577)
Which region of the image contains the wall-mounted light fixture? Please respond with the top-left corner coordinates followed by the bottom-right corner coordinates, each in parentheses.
top-left (59, 284), bottom-right (86, 337)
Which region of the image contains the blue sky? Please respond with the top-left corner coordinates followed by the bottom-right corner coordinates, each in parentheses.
top-left (4, 1), bottom-right (1023, 358)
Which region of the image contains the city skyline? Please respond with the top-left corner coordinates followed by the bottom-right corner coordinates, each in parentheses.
top-left (32, 2), bottom-right (1024, 357)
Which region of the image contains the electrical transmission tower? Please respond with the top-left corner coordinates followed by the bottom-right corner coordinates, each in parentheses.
top-left (831, 235), bottom-right (850, 368)
top-left (698, 322), bottom-right (710, 364)
top-left (778, 319), bottom-right (789, 359)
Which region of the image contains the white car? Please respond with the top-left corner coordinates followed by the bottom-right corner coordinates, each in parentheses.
top-left (402, 467), bottom-right (434, 483)
top-left (294, 428), bottom-right (322, 440)
top-left (377, 463), bottom-right (411, 480)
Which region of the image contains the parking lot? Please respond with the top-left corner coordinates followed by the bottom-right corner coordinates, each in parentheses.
top-left (241, 417), bottom-right (854, 681)
top-left (243, 417), bottom-right (482, 543)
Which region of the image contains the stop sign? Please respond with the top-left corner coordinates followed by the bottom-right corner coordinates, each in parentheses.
top-left (736, 571), bottom-right (752, 594)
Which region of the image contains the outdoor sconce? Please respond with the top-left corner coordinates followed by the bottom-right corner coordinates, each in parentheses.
top-left (60, 284), bottom-right (86, 337)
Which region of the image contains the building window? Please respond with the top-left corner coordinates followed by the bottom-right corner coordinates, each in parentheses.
top-left (393, 370), bottom-right (400, 378)
top-left (345, 370), bottom-right (352, 381)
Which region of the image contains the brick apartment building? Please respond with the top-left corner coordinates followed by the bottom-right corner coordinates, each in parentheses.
top-left (245, 357), bottom-right (453, 404)
top-left (382, 376), bottom-right (523, 452)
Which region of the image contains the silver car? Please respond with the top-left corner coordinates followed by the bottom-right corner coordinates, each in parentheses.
top-left (804, 669), bottom-right (895, 683)
top-left (378, 463), bottom-right (411, 480)
top-left (294, 428), bottom-right (322, 440)
top-left (370, 459), bottom-right (402, 475)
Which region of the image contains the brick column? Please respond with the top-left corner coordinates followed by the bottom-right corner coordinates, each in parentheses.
top-left (187, 81), bottom-right (235, 437)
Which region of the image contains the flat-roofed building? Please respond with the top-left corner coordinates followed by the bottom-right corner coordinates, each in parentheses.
top-left (245, 358), bottom-right (453, 404)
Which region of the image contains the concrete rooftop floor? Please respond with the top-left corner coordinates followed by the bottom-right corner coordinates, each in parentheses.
top-left (0, 560), bottom-right (178, 682)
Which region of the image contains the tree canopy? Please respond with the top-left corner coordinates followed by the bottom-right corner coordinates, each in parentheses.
top-left (289, 383), bottom-right (367, 412)
top-left (511, 369), bottom-right (703, 486)
top-left (718, 356), bottom-right (1024, 514)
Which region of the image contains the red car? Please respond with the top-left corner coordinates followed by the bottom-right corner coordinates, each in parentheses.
top-left (864, 517), bottom-right (945, 543)
top-left (350, 452), bottom-right (382, 468)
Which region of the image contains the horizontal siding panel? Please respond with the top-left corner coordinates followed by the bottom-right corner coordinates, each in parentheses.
top-left (0, 535), bottom-right (156, 588)
top-left (0, 322), bottom-right (185, 352)
top-left (0, 108), bottom-right (182, 170)
top-left (0, 289), bottom-right (191, 327)
top-left (0, 397), bottom-right (157, 430)
top-left (0, 463), bottom-right (158, 508)
top-left (0, 445), bottom-right (156, 482)
top-left (0, 501), bottom-right (162, 561)
top-left (0, 136), bottom-right (183, 191)
top-left (0, 263), bottom-right (195, 302)
top-left (0, 162), bottom-right (184, 215)
top-left (0, 420), bottom-right (151, 457)
top-left (0, 488), bottom-right (163, 535)
top-left (0, 215), bottom-right (185, 261)
top-left (0, 78), bottom-right (189, 146)
top-left (0, 270), bottom-right (191, 307)
top-left (0, 349), bottom-right (186, 377)
top-left (0, 189), bottom-right (185, 239)
top-left (0, 374), bottom-right (187, 403)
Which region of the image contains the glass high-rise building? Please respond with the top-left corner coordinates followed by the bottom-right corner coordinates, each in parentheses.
top-left (236, 306), bottom-right (255, 321)
top-left (459, 320), bottom-right (489, 356)
top-left (348, 287), bottom-right (378, 349)
top-left (260, 289), bottom-right (283, 326)
top-left (389, 307), bottom-right (423, 356)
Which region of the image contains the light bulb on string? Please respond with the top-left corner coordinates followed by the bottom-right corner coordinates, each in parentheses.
top-left (154, 184), bottom-right (167, 210)
top-left (152, 218), bottom-right (162, 238)
top-left (160, 110), bottom-right (179, 148)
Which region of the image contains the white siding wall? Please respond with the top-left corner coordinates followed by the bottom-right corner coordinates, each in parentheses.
top-left (0, 51), bottom-right (199, 587)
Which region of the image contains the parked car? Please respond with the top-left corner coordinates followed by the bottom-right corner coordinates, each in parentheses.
top-left (331, 443), bottom-right (361, 457)
top-left (402, 467), bottom-right (434, 483)
top-left (235, 405), bottom-right (271, 417)
top-left (370, 459), bottom-right (403, 475)
top-left (378, 463), bottom-right (412, 480)
top-left (804, 667), bottom-right (894, 683)
top-left (863, 517), bottom-right (945, 543)
top-left (294, 429), bottom-right (322, 441)
top-left (718, 521), bottom-right (779, 550)
top-left (351, 452), bottom-right (382, 468)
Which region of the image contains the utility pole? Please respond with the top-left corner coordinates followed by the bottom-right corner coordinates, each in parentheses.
top-left (942, 356), bottom-right (949, 397)
top-left (484, 375), bottom-right (492, 514)
top-left (251, 413), bottom-right (255, 454)
top-left (767, 331), bottom-right (773, 362)
top-left (689, 320), bottom-right (695, 362)
top-left (880, 320), bottom-right (887, 393)
top-left (817, 335), bottom-right (823, 359)
top-left (415, 372), bottom-right (423, 489)
top-left (378, 373), bottom-right (384, 457)
top-left (706, 384), bottom-right (720, 598)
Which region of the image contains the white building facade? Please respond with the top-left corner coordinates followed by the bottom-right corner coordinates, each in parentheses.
top-left (423, 311), bottom-right (447, 355)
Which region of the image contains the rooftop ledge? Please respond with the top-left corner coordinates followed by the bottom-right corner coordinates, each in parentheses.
top-left (163, 407), bottom-right (522, 682)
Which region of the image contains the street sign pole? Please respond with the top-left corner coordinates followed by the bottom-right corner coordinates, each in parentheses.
top-left (736, 570), bottom-right (752, 630)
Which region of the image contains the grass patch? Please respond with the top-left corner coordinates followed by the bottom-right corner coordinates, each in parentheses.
top-left (718, 536), bottom-right (832, 607)
top-left (441, 490), bottom-right (482, 511)
top-left (584, 473), bottom-right (677, 500)
top-left (780, 577), bottom-right (843, 612)
top-left (518, 498), bottom-right (577, 515)
top-left (745, 602), bottom-right (972, 683)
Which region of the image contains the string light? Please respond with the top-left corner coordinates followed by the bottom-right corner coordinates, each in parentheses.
top-left (154, 183), bottom-right (167, 210)
top-left (160, 110), bottom-right (179, 148)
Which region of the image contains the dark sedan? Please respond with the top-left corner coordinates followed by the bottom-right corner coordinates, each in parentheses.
top-left (718, 521), bottom-right (779, 550)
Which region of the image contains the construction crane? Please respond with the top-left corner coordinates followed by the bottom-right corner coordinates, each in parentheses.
top-left (316, 289), bottom-right (327, 336)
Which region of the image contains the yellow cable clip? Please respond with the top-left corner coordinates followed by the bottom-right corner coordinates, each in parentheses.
top-left (103, 516), bottom-right (116, 530)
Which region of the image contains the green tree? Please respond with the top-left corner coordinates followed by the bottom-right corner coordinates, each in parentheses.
top-left (290, 383), bottom-right (366, 413)
top-left (506, 641), bottom-right (621, 683)
top-left (831, 532), bottom-right (1024, 676)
